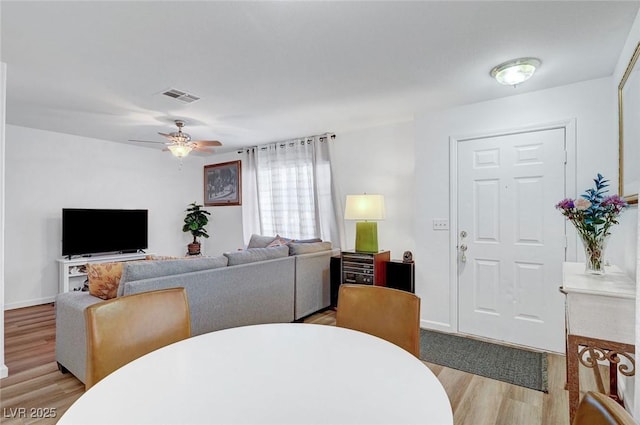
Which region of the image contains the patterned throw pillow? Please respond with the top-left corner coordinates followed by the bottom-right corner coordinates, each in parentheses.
top-left (145, 255), bottom-right (181, 260)
top-left (87, 262), bottom-right (124, 300)
top-left (266, 234), bottom-right (292, 247)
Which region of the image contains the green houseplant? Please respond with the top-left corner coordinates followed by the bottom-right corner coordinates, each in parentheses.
top-left (182, 202), bottom-right (211, 255)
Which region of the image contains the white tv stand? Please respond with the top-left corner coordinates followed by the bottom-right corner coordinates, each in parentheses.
top-left (57, 252), bottom-right (150, 293)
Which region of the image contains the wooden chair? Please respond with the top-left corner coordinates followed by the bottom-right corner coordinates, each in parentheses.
top-left (336, 284), bottom-right (420, 357)
top-left (573, 391), bottom-right (636, 425)
top-left (84, 287), bottom-right (191, 389)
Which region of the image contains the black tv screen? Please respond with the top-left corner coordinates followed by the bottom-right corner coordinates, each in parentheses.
top-left (62, 208), bottom-right (148, 257)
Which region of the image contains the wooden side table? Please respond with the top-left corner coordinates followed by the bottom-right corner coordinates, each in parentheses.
top-left (561, 262), bottom-right (636, 424)
top-left (341, 251), bottom-right (390, 286)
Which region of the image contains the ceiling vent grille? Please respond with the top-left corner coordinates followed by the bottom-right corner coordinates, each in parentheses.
top-left (161, 88), bottom-right (201, 104)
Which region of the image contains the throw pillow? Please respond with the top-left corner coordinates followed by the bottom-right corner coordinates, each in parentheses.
top-left (288, 241), bottom-right (333, 255)
top-left (145, 255), bottom-right (181, 260)
top-left (88, 262), bottom-right (124, 300)
top-left (247, 234), bottom-right (277, 249)
top-left (224, 245), bottom-right (289, 266)
top-left (292, 238), bottom-right (322, 243)
top-left (266, 234), bottom-right (292, 247)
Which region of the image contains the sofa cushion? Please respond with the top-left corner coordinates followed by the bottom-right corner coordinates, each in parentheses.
top-left (288, 241), bottom-right (333, 255)
top-left (247, 234), bottom-right (277, 248)
top-left (118, 256), bottom-right (229, 296)
top-left (224, 245), bottom-right (289, 266)
top-left (88, 262), bottom-right (124, 300)
top-left (293, 238), bottom-right (322, 243)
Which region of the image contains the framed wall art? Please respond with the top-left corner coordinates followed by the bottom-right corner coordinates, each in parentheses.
top-left (619, 41), bottom-right (640, 205)
top-left (204, 160), bottom-right (242, 206)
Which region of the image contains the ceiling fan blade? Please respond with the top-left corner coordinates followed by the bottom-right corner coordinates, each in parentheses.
top-left (193, 140), bottom-right (222, 147)
top-left (193, 147), bottom-right (215, 154)
top-left (128, 139), bottom-right (167, 144)
top-left (158, 132), bottom-right (174, 139)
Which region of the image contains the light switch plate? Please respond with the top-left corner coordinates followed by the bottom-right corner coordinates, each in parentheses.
top-left (433, 219), bottom-right (449, 230)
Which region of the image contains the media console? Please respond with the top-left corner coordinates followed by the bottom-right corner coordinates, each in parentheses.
top-left (57, 252), bottom-right (151, 293)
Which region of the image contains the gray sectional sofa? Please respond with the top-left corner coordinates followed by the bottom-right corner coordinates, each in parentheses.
top-left (55, 240), bottom-right (338, 384)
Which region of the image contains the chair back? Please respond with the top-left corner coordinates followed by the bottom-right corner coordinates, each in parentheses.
top-left (573, 391), bottom-right (636, 425)
top-left (85, 287), bottom-right (191, 389)
top-left (336, 284), bottom-right (420, 357)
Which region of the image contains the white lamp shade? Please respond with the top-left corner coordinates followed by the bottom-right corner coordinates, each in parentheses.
top-left (344, 194), bottom-right (385, 220)
top-left (168, 144), bottom-right (193, 158)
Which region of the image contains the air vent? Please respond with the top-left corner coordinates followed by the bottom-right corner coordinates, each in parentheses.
top-left (161, 88), bottom-right (201, 104)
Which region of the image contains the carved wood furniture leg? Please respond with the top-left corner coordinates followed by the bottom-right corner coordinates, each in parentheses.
top-left (588, 347), bottom-right (606, 394)
top-left (567, 335), bottom-right (580, 425)
top-left (609, 354), bottom-right (621, 405)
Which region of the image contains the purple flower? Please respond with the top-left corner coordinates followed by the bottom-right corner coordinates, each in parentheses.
top-left (601, 195), bottom-right (627, 208)
top-left (555, 198), bottom-right (575, 210)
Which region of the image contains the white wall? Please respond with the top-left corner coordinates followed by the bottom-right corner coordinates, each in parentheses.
top-left (197, 122), bottom-right (418, 260)
top-left (414, 77), bottom-right (617, 332)
top-left (1, 62), bottom-right (8, 377)
top-left (331, 121), bottom-right (416, 259)
top-left (4, 125), bottom-right (203, 309)
top-left (3, 120), bottom-right (415, 309)
top-left (197, 151), bottom-right (245, 256)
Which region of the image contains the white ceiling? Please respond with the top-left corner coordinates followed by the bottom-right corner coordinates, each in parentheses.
top-left (1, 1), bottom-right (638, 153)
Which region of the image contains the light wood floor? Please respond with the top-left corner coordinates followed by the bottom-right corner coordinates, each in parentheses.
top-left (1, 303), bottom-right (577, 424)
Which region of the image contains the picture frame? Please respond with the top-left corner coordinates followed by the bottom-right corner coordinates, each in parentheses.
top-left (204, 160), bottom-right (242, 206)
top-left (618, 41), bottom-right (640, 205)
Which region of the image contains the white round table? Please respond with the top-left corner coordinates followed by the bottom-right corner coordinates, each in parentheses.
top-left (59, 323), bottom-right (453, 424)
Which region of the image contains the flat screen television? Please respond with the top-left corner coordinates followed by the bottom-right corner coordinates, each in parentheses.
top-left (62, 208), bottom-right (148, 257)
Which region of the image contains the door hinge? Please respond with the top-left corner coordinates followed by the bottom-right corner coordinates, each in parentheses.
top-left (564, 150), bottom-right (568, 164)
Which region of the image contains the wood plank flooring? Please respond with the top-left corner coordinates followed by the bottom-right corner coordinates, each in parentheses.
top-left (1, 304), bottom-right (575, 424)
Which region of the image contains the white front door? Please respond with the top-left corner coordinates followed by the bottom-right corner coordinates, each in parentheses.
top-left (457, 128), bottom-right (566, 352)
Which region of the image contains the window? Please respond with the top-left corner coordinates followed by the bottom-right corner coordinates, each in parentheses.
top-left (243, 134), bottom-right (339, 245)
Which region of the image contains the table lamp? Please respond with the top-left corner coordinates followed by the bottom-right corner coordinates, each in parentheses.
top-left (344, 194), bottom-right (385, 253)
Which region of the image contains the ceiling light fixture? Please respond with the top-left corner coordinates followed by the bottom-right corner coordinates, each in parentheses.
top-left (490, 57), bottom-right (541, 87)
top-left (168, 144), bottom-right (193, 158)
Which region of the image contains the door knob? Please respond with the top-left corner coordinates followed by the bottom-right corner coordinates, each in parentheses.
top-left (459, 244), bottom-right (467, 263)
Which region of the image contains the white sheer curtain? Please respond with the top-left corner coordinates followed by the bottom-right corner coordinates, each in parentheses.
top-left (241, 135), bottom-right (342, 245)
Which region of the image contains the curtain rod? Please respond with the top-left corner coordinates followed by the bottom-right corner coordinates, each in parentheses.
top-left (237, 132), bottom-right (336, 154)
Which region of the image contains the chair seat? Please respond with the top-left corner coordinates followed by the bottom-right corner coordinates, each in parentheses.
top-left (573, 391), bottom-right (635, 425)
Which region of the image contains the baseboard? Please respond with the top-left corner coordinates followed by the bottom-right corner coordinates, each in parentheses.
top-left (420, 319), bottom-right (453, 333)
top-left (4, 296), bottom-right (56, 311)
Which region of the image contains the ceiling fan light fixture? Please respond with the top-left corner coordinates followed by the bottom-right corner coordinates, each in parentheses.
top-left (490, 57), bottom-right (541, 86)
top-left (168, 144), bottom-right (193, 158)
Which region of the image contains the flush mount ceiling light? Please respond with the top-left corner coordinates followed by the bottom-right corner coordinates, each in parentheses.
top-left (490, 57), bottom-right (541, 87)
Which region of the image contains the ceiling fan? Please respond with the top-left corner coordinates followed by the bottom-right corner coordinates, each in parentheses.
top-left (129, 120), bottom-right (222, 158)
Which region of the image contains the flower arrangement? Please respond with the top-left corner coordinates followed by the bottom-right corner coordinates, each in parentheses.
top-left (555, 174), bottom-right (628, 274)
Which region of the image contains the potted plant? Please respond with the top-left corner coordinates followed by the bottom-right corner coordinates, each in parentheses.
top-left (182, 202), bottom-right (211, 255)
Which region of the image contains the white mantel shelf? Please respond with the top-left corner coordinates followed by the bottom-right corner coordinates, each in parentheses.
top-left (562, 262), bottom-right (635, 299)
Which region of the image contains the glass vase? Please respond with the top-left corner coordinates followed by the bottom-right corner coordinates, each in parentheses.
top-left (579, 232), bottom-right (609, 275)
